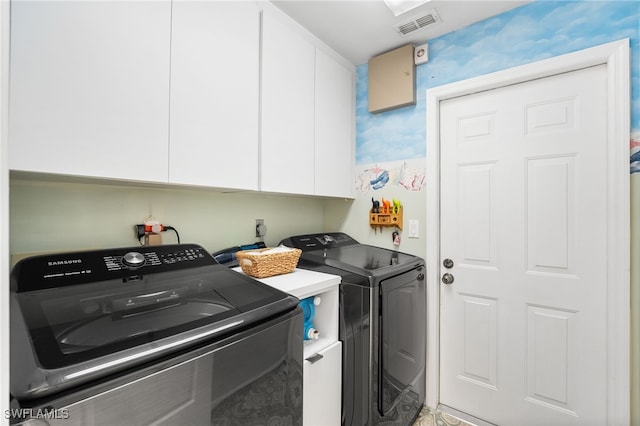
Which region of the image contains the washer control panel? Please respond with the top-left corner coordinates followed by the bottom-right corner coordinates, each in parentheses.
top-left (103, 247), bottom-right (209, 272)
top-left (12, 244), bottom-right (216, 292)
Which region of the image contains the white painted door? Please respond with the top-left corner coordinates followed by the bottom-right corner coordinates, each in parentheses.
top-left (439, 65), bottom-right (608, 425)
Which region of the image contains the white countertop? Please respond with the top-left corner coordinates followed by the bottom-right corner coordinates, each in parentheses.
top-left (232, 267), bottom-right (340, 299)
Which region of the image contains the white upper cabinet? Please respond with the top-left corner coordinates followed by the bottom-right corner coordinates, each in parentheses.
top-left (9, 1), bottom-right (171, 182)
top-left (260, 10), bottom-right (316, 195)
top-left (260, 7), bottom-right (355, 198)
top-left (169, 1), bottom-right (260, 190)
top-left (9, 1), bottom-right (354, 197)
top-left (315, 49), bottom-right (354, 198)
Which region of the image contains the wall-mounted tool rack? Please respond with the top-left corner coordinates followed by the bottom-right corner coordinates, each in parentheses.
top-left (370, 206), bottom-right (403, 229)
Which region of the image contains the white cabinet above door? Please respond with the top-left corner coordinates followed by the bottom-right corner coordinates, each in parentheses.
top-left (9, 0), bottom-right (171, 182)
top-left (169, 1), bottom-right (260, 190)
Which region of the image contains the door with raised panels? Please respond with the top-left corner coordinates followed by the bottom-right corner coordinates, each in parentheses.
top-left (439, 65), bottom-right (608, 425)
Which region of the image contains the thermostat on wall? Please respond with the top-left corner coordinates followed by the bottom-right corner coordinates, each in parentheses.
top-left (414, 43), bottom-right (428, 65)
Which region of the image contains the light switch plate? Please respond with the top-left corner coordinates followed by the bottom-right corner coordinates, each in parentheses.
top-left (408, 220), bottom-right (419, 238)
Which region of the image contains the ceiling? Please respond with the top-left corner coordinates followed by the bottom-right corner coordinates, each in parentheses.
top-left (271, 0), bottom-right (531, 65)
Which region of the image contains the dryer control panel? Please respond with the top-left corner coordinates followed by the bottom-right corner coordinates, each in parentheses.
top-left (281, 233), bottom-right (358, 251)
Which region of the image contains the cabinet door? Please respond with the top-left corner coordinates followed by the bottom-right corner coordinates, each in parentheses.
top-left (261, 10), bottom-right (315, 195)
top-left (9, 1), bottom-right (171, 182)
top-left (303, 341), bottom-right (342, 426)
top-left (314, 50), bottom-right (354, 198)
top-left (169, 1), bottom-right (259, 190)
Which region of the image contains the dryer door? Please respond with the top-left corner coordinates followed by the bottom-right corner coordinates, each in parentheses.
top-left (379, 265), bottom-right (426, 416)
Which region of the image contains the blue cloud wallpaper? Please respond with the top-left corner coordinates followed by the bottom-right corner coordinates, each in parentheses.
top-left (355, 0), bottom-right (640, 172)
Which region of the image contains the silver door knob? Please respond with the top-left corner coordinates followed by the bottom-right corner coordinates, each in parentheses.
top-left (441, 273), bottom-right (454, 285)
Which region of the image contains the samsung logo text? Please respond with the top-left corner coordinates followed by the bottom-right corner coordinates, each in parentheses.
top-left (48, 259), bottom-right (83, 266)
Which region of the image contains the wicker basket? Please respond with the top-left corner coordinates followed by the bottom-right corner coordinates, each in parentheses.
top-left (236, 247), bottom-right (302, 278)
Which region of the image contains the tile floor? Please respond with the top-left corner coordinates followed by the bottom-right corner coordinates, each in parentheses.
top-left (413, 406), bottom-right (473, 426)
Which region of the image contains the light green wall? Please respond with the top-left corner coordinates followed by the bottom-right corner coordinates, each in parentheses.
top-left (9, 176), bottom-right (334, 259)
top-left (324, 167), bottom-right (426, 259)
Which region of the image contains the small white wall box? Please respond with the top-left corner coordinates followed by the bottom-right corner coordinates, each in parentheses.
top-left (414, 43), bottom-right (428, 65)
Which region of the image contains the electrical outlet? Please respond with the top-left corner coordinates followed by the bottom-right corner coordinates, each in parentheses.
top-left (134, 224), bottom-right (145, 241)
top-left (255, 219), bottom-right (265, 238)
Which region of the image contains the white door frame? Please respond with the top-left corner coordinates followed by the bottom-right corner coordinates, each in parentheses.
top-left (425, 39), bottom-right (630, 424)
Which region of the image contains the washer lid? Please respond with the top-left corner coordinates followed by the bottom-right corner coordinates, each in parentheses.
top-left (302, 244), bottom-right (421, 276)
top-left (14, 265), bottom-right (293, 370)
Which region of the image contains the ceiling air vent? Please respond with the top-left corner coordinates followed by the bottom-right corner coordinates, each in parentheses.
top-left (392, 8), bottom-right (441, 36)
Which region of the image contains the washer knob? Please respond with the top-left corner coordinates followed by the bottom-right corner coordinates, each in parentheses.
top-left (122, 252), bottom-right (145, 267)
